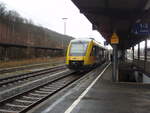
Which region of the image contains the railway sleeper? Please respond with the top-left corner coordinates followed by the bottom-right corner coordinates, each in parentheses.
top-left (0, 103), bottom-right (25, 111)
top-left (34, 90), bottom-right (50, 94)
top-left (0, 109), bottom-right (19, 113)
top-left (15, 99), bottom-right (34, 104)
top-left (49, 84), bottom-right (66, 88)
top-left (6, 103), bottom-right (28, 108)
top-left (39, 88), bottom-right (55, 92)
top-left (10, 100), bottom-right (33, 106)
top-left (29, 92), bottom-right (47, 97)
top-left (43, 86), bottom-right (58, 91)
top-left (20, 97), bottom-right (40, 102)
top-left (22, 96), bottom-right (41, 100)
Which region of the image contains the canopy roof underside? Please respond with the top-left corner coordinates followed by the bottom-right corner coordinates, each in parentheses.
top-left (72, 0), bottom-right (150, 49)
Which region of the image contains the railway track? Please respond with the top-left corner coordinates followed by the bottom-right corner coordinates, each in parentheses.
top-left (0, 62), bottom-right (65, 74)
top-left (0, 65), bottom-right (67, 90)
top-left (0, 71), bottom-right (83, 113)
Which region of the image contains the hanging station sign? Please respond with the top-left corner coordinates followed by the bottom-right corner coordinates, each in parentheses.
top-left (111, 33), bottom-right (119, 44)
top-left (132, 23), bottom-right (150, 35)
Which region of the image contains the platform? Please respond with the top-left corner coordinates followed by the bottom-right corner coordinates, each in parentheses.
top-left (28, 63), bottom-right (150, 113)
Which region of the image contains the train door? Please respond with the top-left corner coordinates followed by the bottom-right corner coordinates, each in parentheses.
top-left (90, 45), bottom-right (97, 64)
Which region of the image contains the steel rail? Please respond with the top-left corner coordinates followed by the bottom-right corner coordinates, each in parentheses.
top-left (0, 71), bottom-right (83, 113)
top-left (0, 65), bottom-right (66, 88)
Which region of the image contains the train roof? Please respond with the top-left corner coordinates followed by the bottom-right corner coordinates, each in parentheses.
top-left (70, 38), bottom-right (107, 50)
top-left (70, 38), bottom-right (92, 42)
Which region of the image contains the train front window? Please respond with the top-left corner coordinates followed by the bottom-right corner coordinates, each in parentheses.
top-left (70, 42), bottom-right (88, 56)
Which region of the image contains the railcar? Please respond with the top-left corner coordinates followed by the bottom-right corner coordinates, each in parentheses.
top-left (66, 38), bottom-right (108, 70)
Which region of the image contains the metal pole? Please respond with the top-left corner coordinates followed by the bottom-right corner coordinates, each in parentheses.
top-left (64, 21), bottom-right (66, 34)
top-left (132, 46), bottom-right (134, 61)
top-left (145, 39), bottom-right (147, 61)
top-left (62, 18), bottom-right (68, 48)
top-left (138, 43), bottom-right (140, 60)
top-left (112, 44), bottom-right (118, 82)
top-left (144, 39), bottom-right (147, 70)
top-left (62, 18), bottom-right (68, 35)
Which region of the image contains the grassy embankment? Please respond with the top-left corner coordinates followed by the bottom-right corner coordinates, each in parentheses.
top-left (0, 57), bottom-right (65, 69)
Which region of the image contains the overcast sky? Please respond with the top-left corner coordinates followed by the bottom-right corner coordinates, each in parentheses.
top-left (0, 0), bottom-right (105, 43)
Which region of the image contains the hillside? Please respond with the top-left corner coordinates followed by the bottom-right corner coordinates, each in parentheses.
top-left (0, 3), bottom-right (74, 60)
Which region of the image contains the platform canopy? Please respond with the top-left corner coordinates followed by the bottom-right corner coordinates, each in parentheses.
top-left (71, 0), bottom-right (150, 49)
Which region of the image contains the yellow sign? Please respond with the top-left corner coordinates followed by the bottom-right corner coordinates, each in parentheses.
top-left (111, 33), bottom-right (119, 44)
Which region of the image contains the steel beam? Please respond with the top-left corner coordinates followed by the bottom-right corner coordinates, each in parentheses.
top-left (112, 45), bottom-right (118, 82)
top-left (132, 46), bottom-right (134, 60)
top-left (145, 39), bottom-right (147, 61)
top-left (138, 43), bottom-right (140, 60)
top-left (144, 39), bottom-right (147, 70)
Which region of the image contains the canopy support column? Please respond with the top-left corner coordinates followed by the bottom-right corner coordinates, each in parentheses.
top-left (112, 45), bottom-right (118, 82)
top-left (138, 43), bottom-right (140, 60)
top-left (144, 39), bottom-right (147, 70)
top-left (145, 39), bottom-right (147, 61)
top-left (132, 46), bottom-right (134, 60)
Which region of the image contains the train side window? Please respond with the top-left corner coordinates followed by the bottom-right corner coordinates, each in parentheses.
top-left (102, 49), bottom-right (104, 56)
top-left (99, 48), bottom-right (103, 56)
top-left (90, 46), bottom-right (96, 56)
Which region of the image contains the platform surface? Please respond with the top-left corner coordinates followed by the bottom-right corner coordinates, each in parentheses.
top-left (29, 64), bottom-right (150, 113)
top-left (69, 65), bottom-right (150, 113)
